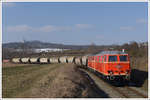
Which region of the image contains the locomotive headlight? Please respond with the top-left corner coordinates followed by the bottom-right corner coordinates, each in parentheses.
top-left (126, 70), bottom-right (130, 74)
top-left (110, 71), bottom-right (113, 74)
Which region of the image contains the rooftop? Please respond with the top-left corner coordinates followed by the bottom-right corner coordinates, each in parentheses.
top-left (95, 51), bottom-right (127, 55)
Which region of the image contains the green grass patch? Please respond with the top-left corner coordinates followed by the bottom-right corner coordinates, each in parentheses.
top-left (2, 64), bottom-right (61, 98)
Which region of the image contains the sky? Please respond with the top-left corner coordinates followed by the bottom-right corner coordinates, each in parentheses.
top-left (2, 2), bottom-right (148, 45)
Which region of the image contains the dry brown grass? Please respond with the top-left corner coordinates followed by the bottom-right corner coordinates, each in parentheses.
top-left (130, 56), bottom-right (148, 72)
top-left (2, 62), bottom-right (31, 68)
top-left (17, 64), bottom-right (102, 98)
top-left (3, 63), bottom-right (103, 98)
top-left (3, 64), bottom-right (61, 98)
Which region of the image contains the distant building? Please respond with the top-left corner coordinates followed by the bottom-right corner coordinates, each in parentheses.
top-left (33, 48), bottom-right (68, 53)
top-left (14, 48), bottom-right (69, 53)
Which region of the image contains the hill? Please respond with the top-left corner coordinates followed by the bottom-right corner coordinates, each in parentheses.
top-left (2, 40), bottom-right (90, 49)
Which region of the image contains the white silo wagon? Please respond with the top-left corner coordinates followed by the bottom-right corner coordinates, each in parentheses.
top-left (21, 58), bottom-right (30, 63)
top-left (49, 57), bottom-right (60, 63)
top-left (75, 57), bottom-right (82, 66)
top-left (39, 58), bottom-right (48, 64)
top-left (67, 56), bottom-right (75, 63)
top-left (29, 57), bottom-right (39, 64)
top-left (59, 56), bottom-right (68, 63)
top-left (81, 56), bottom-right (88, 66)
top-left (12, 58), bottom-right (21, 63)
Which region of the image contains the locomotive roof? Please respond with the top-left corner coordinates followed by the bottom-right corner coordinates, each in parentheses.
top-left (95, 51), bottom-right (127, 55)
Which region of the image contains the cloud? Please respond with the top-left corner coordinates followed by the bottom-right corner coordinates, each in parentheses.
top-left (75, 24), bottom-right (93, 29)
top-left (6, 25), bottom-right (71, 33)
top-left (39, 25), bottom-right (71, 32)
top-left (3, 2), bottom-right (16, 7)
top-left (136, 19), bottom-right (147, 24)
top-left (120, 26), bottom-right (134, 31)
top-left (39, 25), bottom-right (58, 32)
top-left (6, 24), bottom-right (94, 33)
top-left (7, 25), bottom-right (32, 32)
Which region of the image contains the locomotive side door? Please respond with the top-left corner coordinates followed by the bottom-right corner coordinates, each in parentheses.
top-left (99, 56), bottom-right (102, 73)
top-left (101, 55), bottom-right (107, 75)
top-left (95, 56), bottom-right (99, 71)
top-left (94, 56), bottom-right (96, 71)
top-left (96, 56), bottom-right (100, 71)
top-left (92, 56), bottom-right (94, 70)
top-left (101, 56), bottom-right (104, 74)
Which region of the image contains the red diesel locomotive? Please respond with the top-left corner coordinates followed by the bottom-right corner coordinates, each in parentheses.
top-left (87, 51), bottom-right (131, 80)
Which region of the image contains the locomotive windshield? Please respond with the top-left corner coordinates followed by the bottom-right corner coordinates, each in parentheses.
top-left (108, 56), bottom-right (117, 62)
top-left (119, 55), bottom-right (128, 61)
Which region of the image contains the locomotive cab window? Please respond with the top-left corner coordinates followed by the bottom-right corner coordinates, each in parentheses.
top-left (104, 56), bottom-right (107, 62)
top-left (99, 56), bottom-right (102, 62)
top-left (102, 56), bottom-right (104, 62)
top-left (120, 55), bottom-right (128, 61)
top-left (108, 56), bottom-right (117, 62)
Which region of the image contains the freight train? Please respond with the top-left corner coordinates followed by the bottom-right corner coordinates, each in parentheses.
top-left (11, 50), bottom-right (131, 81)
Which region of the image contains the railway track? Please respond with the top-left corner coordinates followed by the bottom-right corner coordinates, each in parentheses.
top-left (111, 86), bottom-right (147, 98)
top-left (79, 68), bottom-right (148, 98)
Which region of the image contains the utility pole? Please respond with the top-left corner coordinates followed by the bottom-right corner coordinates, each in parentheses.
top-left (21, 37), bottom-right (26, 57)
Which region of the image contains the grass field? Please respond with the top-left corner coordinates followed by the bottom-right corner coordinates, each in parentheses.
top-left (3, 63), bottom-right (102, 98)
top-left (2, 60), bottom-right (148, 98)
top-left (2, 64), bottom-right (62, 98)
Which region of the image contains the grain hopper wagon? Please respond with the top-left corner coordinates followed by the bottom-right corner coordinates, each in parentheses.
top-left (81, 56), bottom-right (88, 66)
top-left (21, 57), bottom-right (30, 64)
top-left (67, 56), bottom-right (75, 63)
top-left (75, 57), bottom-right (82, 66)
top-left (59, 56), bottom-right (68, 63)
top-left (11, 58), bottom-right (21, 63)
top-left (49, 57), bottom-right (60, 63)
top-left (39, 58), bottom-right (48, 64)
top-left (29, 57), bottom-right (40, 64)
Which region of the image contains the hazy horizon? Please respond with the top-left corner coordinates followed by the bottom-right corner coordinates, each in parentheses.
top-left (2, 40), bottom-right (148, 46)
